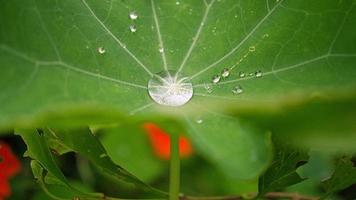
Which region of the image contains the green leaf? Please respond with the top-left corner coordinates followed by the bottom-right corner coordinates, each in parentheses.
top-left (259, 138), bottom-right (308, 195)
top-left (100, 124), bottom-right (165, 183)
top-left (185, 113), bottom-right (272, 180)
top-left (48, 127), bottom-right (166, 195)
top-left (2, 0), bottom-right (356, 183)
top-left (16, 129), bottom-right (69, 186)
top-left (321, 156), bottom-right (356, 197)
top-left (16, 129), bottom-right (98, 199)
top-left (297, 150), bottom-right (334, 182)
top-left (234, 94), bottom-right (356, 152)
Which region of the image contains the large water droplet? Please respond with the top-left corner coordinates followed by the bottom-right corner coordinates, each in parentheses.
top-left (212, 75), bottom-right (221, 84)
top-left (97, 47), bottom-right (106, 54)
top-left (221, 68), bottom-right (230, 78)
top-left (232, 85), bottom-right (243, 95)
top-left (129, 11), bottom-right (138, 20)
top-left (129, 25), bottom-right (137, 33)
top-left (148, 70), bottom-right (193, 107)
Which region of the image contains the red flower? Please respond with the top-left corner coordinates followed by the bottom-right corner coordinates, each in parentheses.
top-left (143, 123), bottom-right (193, 160)
top-left (0, 142), bottom-right (21, 200)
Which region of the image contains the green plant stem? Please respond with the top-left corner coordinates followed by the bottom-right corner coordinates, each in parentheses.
top-left (169, 134), bottom-right (180, 200)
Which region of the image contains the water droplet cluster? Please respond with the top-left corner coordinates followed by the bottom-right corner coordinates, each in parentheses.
top-left (206, 33), bottom-right (270, 95)
top-left (129, 11), bottom-right (138, 33)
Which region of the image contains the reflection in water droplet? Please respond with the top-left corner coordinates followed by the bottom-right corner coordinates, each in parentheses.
top-left (249, 46), bottom-right (256, 52)
top-left (129, 25), bottom-right (137, 33)
top-left (148, 70), bottom-right (193, 107)
top-left (255, 70), bottom-right (263, 78)
top-left (239, 72), bottom-right (246, 78)
top-left (212, 75), bottom-right (221, 84)
top-left (97, 47), bottom-right (106, 54)
top-left (129, 11), bottom-right (138, 20)
top-left (221, 68), bottom-right (230, 78)
top-left (232, 85), bottom-right (243, 95)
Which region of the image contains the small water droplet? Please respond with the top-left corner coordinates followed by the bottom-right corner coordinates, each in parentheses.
top-left (212, 75), bottom-right (221, 84)
top-left (175, 1), bottom-right (180, 5)
top-left (221, 68), bottom-right (230, 78)
top-left (196, 118), bottom-right (203, 124)
top-left (97, 47), bottom-right (106, 54)
top-left (232, 85), bottom-right (243, 95)
top-left (129, 25), bottom-right (137, 33)
top-left (249, 46), bottom-right (256, 52)
top-left (239, 72), bottom-right (246, 78)
top-left (255, 70), bottom-right (263, 78)
top-left (263, 33), bottom-right (269, 38)
top-left (159, 47), bottom-right (164, 53)
top-left (249, 72), bottom-right (254, 76)
top-left (100, 154), bottom-right (107, 158)
top-left (129, 11), bottom-right (138, 20)
top-left (204, 84), bottom-right (213, 93)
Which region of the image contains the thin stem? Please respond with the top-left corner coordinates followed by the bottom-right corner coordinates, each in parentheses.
top-left (169, 134), bottom-right (180, 200)
top-left (265, 192), bottom-right (320, 200)
top-left (180, 192), bottom-right (319, 200)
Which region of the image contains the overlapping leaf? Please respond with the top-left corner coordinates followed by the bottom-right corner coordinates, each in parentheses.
top-left (1, 0), bottom-right (356, 181)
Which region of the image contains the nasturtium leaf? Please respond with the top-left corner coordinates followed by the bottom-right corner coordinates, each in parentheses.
top-left (47, 127), bottom-right (165, 195)
top-left (1, 0), bottom-right (356, 182)
top-left (185, 113), bottom-right (272, 180)
top-left (31, 160), bottom-right (95, 200)
top-left (16, 129), bottom-right (98, 198)
top-left (297, 150), bottom-right (334, 182)
top-left (259, 138), bottom-right (308, 195)
top-left (321, 156), bottom-right (356, 197)
top-left (233, 94), bottom-right (356, 152)
top-left (100, 125), bottom-right (165, 183)
top-left (16, 129), bottom-right (68, 186)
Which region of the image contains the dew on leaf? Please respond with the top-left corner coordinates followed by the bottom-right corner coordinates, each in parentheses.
top-left (148, 70), bottom-right (193, 107)
top-left (204, 84), bottom-right (213, 93)
top-left (249, 46), bottom-right (256, 52)
top-left (212, 75), bottom-right (221, 84)
top-left (175, 1), bottom-right (180, 5)
top-left (129, 25), bottom-right (137, 33)
top-left (221, 68), bottom-right (230, 78)
top-left (129, 11), bottom-right (138, 20)
top-left (97, 47), bottom-right (106, 54)
top-left (255, 70), bottom-right (263, 78)
top-left (196, 118), bottom-right (203, 124)
top-left (239, 72), bottom-right (246, 78)
top-left (263, 33), bottom-right (269, 38)
top-left (232, 85), bottom-right (243, 95)
top-left (159, 47), bottom-right (164, 53)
